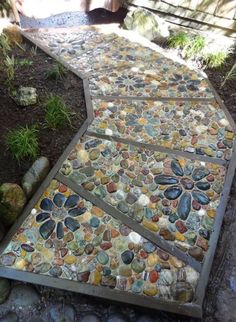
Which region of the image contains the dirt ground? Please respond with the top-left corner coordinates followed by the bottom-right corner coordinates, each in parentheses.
top-left (0, 38), bottom-right (86, 184)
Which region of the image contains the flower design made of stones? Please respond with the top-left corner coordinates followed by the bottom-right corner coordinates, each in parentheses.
top-left (155, 159), bottom-right (211, 221)
top-left (37, 193), bottom-right (83, 240)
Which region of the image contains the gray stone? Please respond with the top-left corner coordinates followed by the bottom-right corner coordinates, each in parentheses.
top-left (7, 285), bottom-right (40, 307)
top-left (123, 7), bottom-right (169, 40)
top-left (81, 314), bottom-right (101, 322)
top-left (11, 87), bottom-right (37, 106)
top-left (106, 314), bottom-right (128, 322)
top-left (0, 312), bottom-right (18, 322)
top-left (0, 278), bottom-right (11, 304)
top-left (47, 303), bottom-right (76, 322)
top-left (22, 157), bottom-right (50, 198)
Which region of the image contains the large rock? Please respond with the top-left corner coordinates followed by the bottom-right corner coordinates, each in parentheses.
top-left (22, 157), bottom-right (50, 198)
top-left (11, 87), bottom-right (37, 107)
top-left (0, 278), bottom-right (11, 304)
top-left (0, 183), bottom-right (26, 227)
top-left (123, 7), bottom-right (169, 40)
top-left (7, 284), bottom-right (40, 307)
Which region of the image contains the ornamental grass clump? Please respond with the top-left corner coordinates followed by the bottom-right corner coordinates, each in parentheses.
top-left (44, 94), bottom-right (72, 129)
top-left (6, 126), bottom-right (39, 161)
top-left (45, 63), bottom-right (67, 81)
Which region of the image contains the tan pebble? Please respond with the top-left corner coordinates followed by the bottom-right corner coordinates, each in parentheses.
top-left (207, 209), bottom-right (216, 218)
top-left (147, 254), bottom-right (159, 267)
top-left (64, 255), bottom-right (76, 265)
top-left (143, 220), bottom-right (159, 232)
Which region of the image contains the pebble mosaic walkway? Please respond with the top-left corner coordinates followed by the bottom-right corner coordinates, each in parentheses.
top-left (0, 25), bottom-right (235, 318)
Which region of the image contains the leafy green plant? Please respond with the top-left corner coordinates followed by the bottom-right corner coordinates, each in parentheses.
top-left (0, 33), bottom-right (11, 56)
top-left (168, 31), bottom-right (191, 49)
top-left (44, 95), bottom-right (72, 129)
top-left (168, 32), bottom-right (205, 58)
top-left (45, 63), bottom-right (67, 81)
top-left (204, 52), bottom-right (228, 68)
top-left (221, 62), bottom-right (236, 88)
top-left (6, 126), bottom-right (39, 161)
top-left (4, 55), bottom-right (15, 86)
top-left (184, 35), bottom-right (205, 58)
top-left (18, 58), bottom-right (33, 67)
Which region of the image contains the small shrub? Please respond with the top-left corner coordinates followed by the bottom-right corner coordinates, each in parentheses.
top-left (204, 52), bottom-right (228, 68)
top-left (6, 126), bottom-right (39, 161)
top-left (45, 63), bottom-right (67, 81)
top-left (168, 31), bottom-right (191, 49)
top-left (168, 31), bottom-right (205, 58)
top-left (44, 95), bottom-right (72, 129)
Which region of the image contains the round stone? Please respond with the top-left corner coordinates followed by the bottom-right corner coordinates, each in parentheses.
top-left (121, 250), bottom-right (134, 265)
top-left (90, 217), bottom-right (100, 228)
top-left (131, 259), bottom-right (146, 273)
top-left (81, 314), bottom-right (101, 322)
top-left (143, 242), bottom-right (156, 253)
top-left (96, 251), bottom-right (109, 265)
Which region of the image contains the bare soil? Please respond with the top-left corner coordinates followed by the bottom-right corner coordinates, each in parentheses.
top-left (0, 38), bottom-right (86, 185)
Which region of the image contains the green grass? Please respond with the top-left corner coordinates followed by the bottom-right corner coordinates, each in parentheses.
top-left (45, 63), bottom-right (67, 81)
top-left (4, 55), bottom-right (15, 86)
top-left (44, 95), bottom-right (72, 129)
top-left (168, 31), bottom-right (205, 58)
top-left (17, 58), bottom-right (33, 67)
top-left (6, 126), bottom-right (39, 161)
top-left (0, 33), bottom-right (11, 56)
top-left (204, 52), bottom-right (228, 68)
top-left (168, 31), bottom-right (191, 49)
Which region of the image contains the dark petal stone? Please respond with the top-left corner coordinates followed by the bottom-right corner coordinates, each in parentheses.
top-left (154, 175), bottom-right (179, 185)
top-left (53, 193), bottom-right (66, 208)
top-left (192, 190), bottom-right (210, 205)
top-left (180, 178), bottom-right (194, 190)
top-left (64, 195), bottom-right (80, 208)
top-left (192, 167), bottom-right (210, 181)
top-left (177, 192), bottom-right (191, 220)
top-left (121, 250), bottom-right (134, 265)
top-left (21, 244), bottom-right (34, 252)
top-left (168, 213), bottom-right (179, 223)
top-left (39, 220), bottom-right (56, 240)
top-left (64, 217), bottom-right (80, 232)
top-left (171, 160), bottom-right (184, 176)
top-left (40, 198), bottom-right (54, 211)
top-left (195, 182), bottom-right (211, 191)
top-left (85, 139), bottom-right (102, 149)
top-left (56, 222), bottom-right (64, 239)
top-left (68, 207), bottom-right (87, 217)
top-left (36, 212), bottom-right (50, 223)
top-left (164, 186), bottom-right (182, 200)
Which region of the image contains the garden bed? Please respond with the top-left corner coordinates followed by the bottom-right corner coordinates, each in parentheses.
top-left (0, 32), bottom-right (87, 185)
